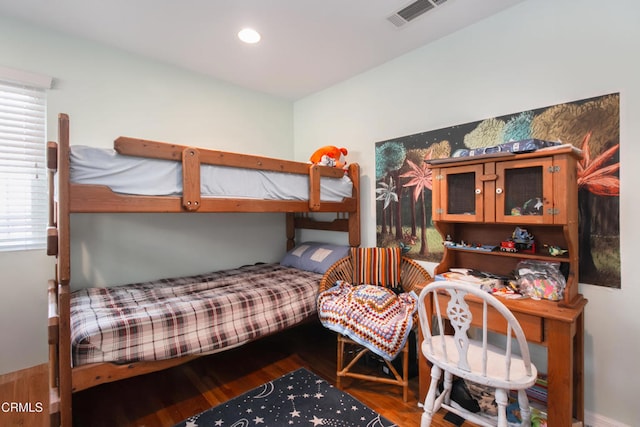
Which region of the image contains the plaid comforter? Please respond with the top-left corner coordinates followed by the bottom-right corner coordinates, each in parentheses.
top-left (70, 263), bottom-right (321, 366)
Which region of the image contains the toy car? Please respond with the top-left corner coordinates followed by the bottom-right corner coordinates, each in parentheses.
top-left (500, 238), bottom-right (536, 254)
top-left (500, 240), bottom-right (517, 253)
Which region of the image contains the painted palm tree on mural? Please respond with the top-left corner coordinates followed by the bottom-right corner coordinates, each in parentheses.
top-left (375, 177), bottom-right (397, 235)
top-left (400, 149), bottom-right (433, 256)
top-left (576, 131), bottom-right (620, 278)
top-left (375, 142), bottom-right (406, 240)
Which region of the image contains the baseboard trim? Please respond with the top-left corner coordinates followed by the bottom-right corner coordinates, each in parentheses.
top-left (584, 410), bottom-right (629, 427)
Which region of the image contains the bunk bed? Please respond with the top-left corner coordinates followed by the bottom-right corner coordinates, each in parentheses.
top-left (46, 113), bottom-right (361, 427)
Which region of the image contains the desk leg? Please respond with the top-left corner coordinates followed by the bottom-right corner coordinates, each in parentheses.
top-left (546, 318), bottom-right (576, 426)
top-left (573, 310), bottom-right (585, 422)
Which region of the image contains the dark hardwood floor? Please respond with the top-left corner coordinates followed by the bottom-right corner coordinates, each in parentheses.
top-left (1, 321), bottom-right (463, 426)
top-left (74, 321), bottom-right (463, 427)
top-left (0, 362), bottom-right (49, 427)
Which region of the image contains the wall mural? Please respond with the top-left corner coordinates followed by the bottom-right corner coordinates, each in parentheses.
top-left (375, 93), bottom-right (620, 288)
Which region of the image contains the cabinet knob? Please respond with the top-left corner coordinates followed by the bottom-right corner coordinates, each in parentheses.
top-left (475, 188), bottom-right (482, 195)
top-left (496, 188), bottom-right (503, 194)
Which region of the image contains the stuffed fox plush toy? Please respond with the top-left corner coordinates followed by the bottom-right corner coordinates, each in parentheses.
top-left (309, 146), bottom-right (348, 170)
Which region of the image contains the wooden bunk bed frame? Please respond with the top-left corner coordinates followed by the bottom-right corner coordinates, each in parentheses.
top-left (46, 113), bottom-right (361, 427)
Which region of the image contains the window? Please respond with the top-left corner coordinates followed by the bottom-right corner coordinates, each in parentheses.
top-left (0, 79), bottom-right (48, 251)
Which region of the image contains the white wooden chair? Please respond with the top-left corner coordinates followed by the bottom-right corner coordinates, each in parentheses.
top-left (417, 281), bottom-right (538, 427)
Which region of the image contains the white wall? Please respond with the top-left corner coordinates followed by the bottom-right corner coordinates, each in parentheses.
top-left (0, 16), bottom-right (294, 373)
top-left (294, 0), bottom-right (639, 424)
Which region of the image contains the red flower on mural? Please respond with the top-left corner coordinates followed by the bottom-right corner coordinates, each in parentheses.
top-left (400, 150), bottom-right (433, 201)
top-left (399, 149), bottom-right (433, 256)
top-left (577, 131), bottom-right (619, 197)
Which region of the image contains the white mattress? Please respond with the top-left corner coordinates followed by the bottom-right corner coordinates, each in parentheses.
top-left (69, 146), bottom-right (353, 201)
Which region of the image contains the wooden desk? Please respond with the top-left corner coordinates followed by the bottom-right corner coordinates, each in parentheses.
top-left (418, 293), bottom-right (587, 426)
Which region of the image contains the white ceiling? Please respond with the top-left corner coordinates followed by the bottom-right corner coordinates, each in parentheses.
top-left (0, 0), bottom-right (523, 100)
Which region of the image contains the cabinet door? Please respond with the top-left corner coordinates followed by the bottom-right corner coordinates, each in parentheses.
top-left (495, 158), bottom-right (554, 224)
top-left (434, 164), bottom-right (485, 222)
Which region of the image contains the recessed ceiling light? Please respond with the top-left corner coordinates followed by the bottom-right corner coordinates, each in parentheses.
top-left (238, 28), bottom-right (261, 44)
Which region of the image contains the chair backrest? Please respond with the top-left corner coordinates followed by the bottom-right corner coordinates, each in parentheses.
top-left (418, 280), bottom-right (534, 382)
top-left (318, 248), bottom-right (432, 294)
top-left (350, 247), bottom-right (402, 287)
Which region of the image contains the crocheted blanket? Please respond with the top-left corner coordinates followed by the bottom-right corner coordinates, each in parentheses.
top-left (317, 281), bottom-right (418, 361)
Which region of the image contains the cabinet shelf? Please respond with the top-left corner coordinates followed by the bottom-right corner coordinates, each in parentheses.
top-left (446, 246), bottom-right (571, 263)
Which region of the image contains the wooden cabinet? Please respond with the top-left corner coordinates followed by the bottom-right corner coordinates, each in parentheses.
top-left (422, 146), bottom-right (587, 425)
top-left (429, 145), bottom-right (582, 306)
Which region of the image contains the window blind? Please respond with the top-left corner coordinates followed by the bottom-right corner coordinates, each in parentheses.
top-left (0, 80), bottom-right (47, 251)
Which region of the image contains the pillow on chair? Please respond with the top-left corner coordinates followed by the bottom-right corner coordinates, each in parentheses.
top-left (352, 247), bottom-right (401, 288)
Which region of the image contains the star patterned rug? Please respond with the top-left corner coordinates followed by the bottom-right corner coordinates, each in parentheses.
top-left (173, 367), bottom-right (397, 427)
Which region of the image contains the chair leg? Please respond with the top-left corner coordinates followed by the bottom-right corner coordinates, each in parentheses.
top-left (336, 335), bottom-right (344, 389)
top-left (421, 365), bottom-right (442, 427)
top-left (517, 389), bottom-right (532, 427)
top-left (495, 388), bottom-right (508, 427)
top-left (402, 342), bottom-right (409, 403)
top-left (441, 371), bottom-right (454, 406)
top-left (337, 334), bottom-right (411, 401)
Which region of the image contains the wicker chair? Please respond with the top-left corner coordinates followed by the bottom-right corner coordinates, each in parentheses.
top-left (319, 253), bottom-right (433, 402)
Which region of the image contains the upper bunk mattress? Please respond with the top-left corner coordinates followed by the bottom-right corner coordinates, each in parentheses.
top-left (70, 145), bottom-right (353, 201)
top-left (70, 263), bottom-right (322, 366)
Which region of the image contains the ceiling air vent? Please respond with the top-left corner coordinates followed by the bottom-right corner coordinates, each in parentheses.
top-left (387, 0), bottom-right (447, 28)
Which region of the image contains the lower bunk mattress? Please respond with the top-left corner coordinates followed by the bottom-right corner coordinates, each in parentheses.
top-left (70, 263), bottom-right (321, 366)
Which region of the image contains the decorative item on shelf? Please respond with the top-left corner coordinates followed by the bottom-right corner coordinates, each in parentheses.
top-left (444, 239), bottom-right (497, 252)
top-left (522, 197), bottom-right (544, 215)
top-left (544, 244), bottom-right (568, 257)
top-left (451, 138), bottom-right (562, 158)
top-left (500, 226), bottom-right (536, 254)
top-left (515, 260), bottom-right (566, 301)
top-left (509, 196), bottom-right (543, 217)
top-left (500, 239), bottom-right (518, 253)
